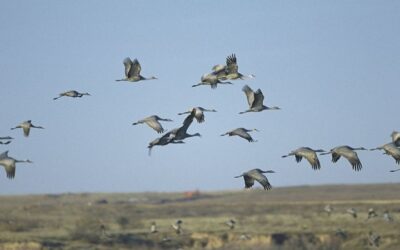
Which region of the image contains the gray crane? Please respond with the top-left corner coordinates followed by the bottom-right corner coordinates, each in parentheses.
top-left (370, 142), bottom-right (400, 165)
top-left (53, 90), bottom-right (90, 100)
top-left (214, 54), bottom-right (255, 81)
top-left (11, 120), bottom-right (44, 137)
top-left (221, 128), bottom-right (258, 142)
top-left (367, 208), bottom-right (378, 219)
top-left (132, 115), bottom-right (173, 133)
top-left (368, 231), bottom-right (381, 247)
top-left (178, 107), bottom-right (217, 123)
top-left (239, 85), bottom-right (280, 114)
top-left (320, 146), bottom-right (367, 171)
top-left (0, 136), bottom-right (13, 145)
top-left (0, 151), bottom-right (32, 179)
top-left (383, 210), bottom-right (394, 222)
top-left (234, 168), bottom-right (275, 190)
top-left (391, 131), bottom-right (400, 146)
top-left (282, 147), bottom-right (325, 170)
top-left (147, 109), bottom-right (199, 155)
top-left (116, 57), bottom-right (157, 82)
top-left (192, 73), bottom-right (233, 89)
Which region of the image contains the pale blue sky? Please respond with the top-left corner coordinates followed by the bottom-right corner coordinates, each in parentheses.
top-left (1, 1), bottom-right (399, 194)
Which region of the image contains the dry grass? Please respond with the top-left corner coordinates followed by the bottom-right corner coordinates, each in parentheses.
top-left (0, 184), bottom-right (399, 249)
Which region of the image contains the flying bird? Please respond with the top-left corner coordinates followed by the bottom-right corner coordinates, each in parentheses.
top-left (116, 57), bottom-right (157, 82)
top-left (235, 168), bottom-right (275, 190)
top-left (391, 131), bottom-right (400, 146)
top-left (221, 128), bottom-right (258, 142)
top-left (53, 90), bottom-right (90, 100)
top-left (11, 120), bottom-right (44, 137)
top-left (178, 107), bottom-right (217, 123)
top-left (282, 147), bottom-right (325, 170)
top-left (320, 146), bottom-right (366, 171)
top-left (370, 142), bottom-right (400, 165)
top-left (192, 72), bottom-right (233, 89)
top-left (214, 54), bottom-right (255, 81)
top-left (0, 151), bottom-right (32, 179)
top-left (132, 115), bottom-right (173, 133)
top-left (239, 85), bottom-right (280, 114)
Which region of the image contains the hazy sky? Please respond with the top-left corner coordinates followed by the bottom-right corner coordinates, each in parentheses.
top-left (1, 1), bottom-right (399, 195)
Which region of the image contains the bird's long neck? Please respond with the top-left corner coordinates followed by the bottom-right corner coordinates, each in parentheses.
top-left (15, 159), bottom-right (31, 164)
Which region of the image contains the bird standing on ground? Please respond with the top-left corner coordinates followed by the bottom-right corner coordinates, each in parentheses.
top-left (11, 120), bottom-right (44, 137)
top-left (221, 128), bottom-right (258, 142)
top-left (116, 57), bottom-right (157, 82)
top-left (224, 219), bottom-right (236, 230)
top-left (239, 85), bottom-right (280, 114)
top-left (235, 168), bottom-right (275, 190)
top-left (53, 90), bottom-right (90, 100)
top-left (346, 208), bottom-right (357, 218)
top-left (132, 115), bottom-right (173, 134)
top-left (324, 204), bottom-right (333, 216)
top-left (171, 220), bottom-right (183, 234)
top-left (383, 210), bottom-right (394, 222)
top-left (370, 142), bottom-right (400, 165)
top-left (150, 221), bottom-right (158, 233)
top-left (320, 146), bottom-right (367, 171)
top-left (282, 147), bottom-right (325, 170)
top-left (368, 231), bottom-right (381, 247)
top-left (0, 151), bottom-right (32, 179)
top-left (178, 107), bottom-right (217, 123)
top-left (367, 208), bottom-right (378, 220)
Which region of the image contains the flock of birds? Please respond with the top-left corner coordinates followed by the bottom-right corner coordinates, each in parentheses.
top-left (1, 54), bottom-right (400, 191)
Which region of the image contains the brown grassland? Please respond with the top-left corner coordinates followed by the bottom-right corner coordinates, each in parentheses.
top-left (0, 183), bottom-right (399, 250)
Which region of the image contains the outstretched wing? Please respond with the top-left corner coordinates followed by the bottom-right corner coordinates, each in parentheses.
top-left (252, 89), bottom-right (265, 108)
top-left (249, 171), bottom-right (272, 190)
top-left (4, 163), bottom-right (16, 179)
top-left (225, 54), bottom-right (238, 74)
top-left (331, 152), bottom-right (341, 163)
top-left (123, 57), bottom-right (133, 77)
top-left (146, 119), bottom-right (165, 134)
top-left (23, 127), bottom-right (30, 137)
top-left (129, 59), bottom-right (142, 77)
top-left (242, 85), bottom-right (255, 107)
top-left (243, 175), bottom-right (254, 188)
top-left (234, 129), bottom-right (254, 142)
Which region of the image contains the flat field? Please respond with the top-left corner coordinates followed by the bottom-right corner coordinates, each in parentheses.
top-left (1, 184), bottom-right (400, 250)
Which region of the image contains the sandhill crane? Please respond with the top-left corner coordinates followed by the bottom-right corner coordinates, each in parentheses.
top-left (11, 120), bottom-right (44, 137)
top-left (221, 128), bottom-right (258, 142)
top-left (367, 208), bottom-right (378, 220)
top-left (370, 142), bottom-right (400, 165)
top-left (224, 219), bottom-right (236, 230)
top-left (0, 136), bottom-right (13, 145)
top-left (391, 131), bottom-right (400, 146)
top-left (192, 73), bottom-right (233, 89)
top-left (320, 146), bottom-right (367, 171)
top-left (214, 54), bottom-right (255, 81)
top-left (0, 151), bottom-right (32, 179)
top-left (171, 220), bottom-right (183, 234)
top-left (53, 90), bottom-right (90, 100)
top-left (147, 110), bottom-right (199, 155)
top-left (282, 147), bottom-right (325, 170)
top-left (150, 221), bottom-right (158, 233)
top-left (324, 204), bottom-right (333, 216)
top-left (234, 168), bottom-right (275, 190)
top-left (368, 231), bottom-right (381, 247)
top-left (132, 115), bottom-right (173, 133)
top-left (116, 57), bottom-right (157, 82)
top-left (239, 85), bottom-right (280, 114)
top-left (165, 109), bottom-right (201, 142)
top-left (346, 208), bottom-right (357, 218)
top-left (178, 107), bottom-right (217, 123)
top-left (147, 137), bottom-right (184, 156)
